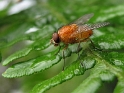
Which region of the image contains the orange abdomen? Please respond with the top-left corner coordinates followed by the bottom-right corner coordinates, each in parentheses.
top-left (58, 24), bottom-right (93, 44)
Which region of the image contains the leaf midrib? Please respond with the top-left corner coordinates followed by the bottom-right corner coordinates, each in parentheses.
top-left (92, 51), bottom-right (124, 79)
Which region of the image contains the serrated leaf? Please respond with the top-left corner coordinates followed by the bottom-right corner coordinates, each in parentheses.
top-left (92, 34), bottom-right (124, 49)
top-left (30, 56), bottom-right (96, 93)
top-left (72, 62), bottom-right (115, 93)
top-left (72, 63), bottom-right (104, 93)
top-left (95, 5), bottom-right (124, 22)
top-left (72, 77), bottom-right (102, 93)
top-left (100, 52), bottom-right (124, 69)
top-left (0, 24), bottom-right (54, 49)
top-left (2, 35), bottom-right (51, 66)
top-left (1, 1), bottom-right (124, 93)
top-left (2, 47), bottom-right (33, 66)
top-left (2, 50), bottom-right (61, 78)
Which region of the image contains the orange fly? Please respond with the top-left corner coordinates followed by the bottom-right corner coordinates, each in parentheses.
top-left (51, 13), bottom-right (109, 70)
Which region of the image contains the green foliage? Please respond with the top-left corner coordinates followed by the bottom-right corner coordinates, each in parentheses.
top-left (0, 0), bottom-right (124, 93)
top-left (31, 56), bottom-right (96, 93)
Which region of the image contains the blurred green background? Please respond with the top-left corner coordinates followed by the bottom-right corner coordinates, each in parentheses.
top-left (0, 0), bottom-right (124, 93)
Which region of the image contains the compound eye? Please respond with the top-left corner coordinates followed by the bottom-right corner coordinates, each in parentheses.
top-left (52, 33), bottom-right (60, 43)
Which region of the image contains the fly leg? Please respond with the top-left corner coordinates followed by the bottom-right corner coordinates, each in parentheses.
top-left (77, 41), bottom-right (81, 60)
top-left (55, 45), bottom-right (61, 55)
top-left (62, 50), bottom-right (65, 71)
top-left (89, 39), bottom-right (105, 51)
top-left (62, 44), bottom-right (68, 71)
top-left (77, 41), bottom-right (84, 67)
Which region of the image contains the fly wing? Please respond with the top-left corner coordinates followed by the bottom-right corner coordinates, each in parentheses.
top-left (74, 22), bottom-right (110, 35)
top-left (71, 13), bottom-right (94, 25)
top-left (88, 22), bottom-right (110, 30)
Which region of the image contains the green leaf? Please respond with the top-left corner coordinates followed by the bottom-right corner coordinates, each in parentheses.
top-left (100, 52), bottom-right (124, 70)
top-left (92, 34), bottom-right (124, 49)
top-left (1, 1), bottom-right (124, 93)
top-left (2, 47), bottom-right (33, 66)
top-left (72, 62), bottom-right (103, 93)
top-left (2, 36), bottom-right (50, 66)
top-left (99, 70), bottom-right (115, 81)
top-left (95, 5), bottom-right (124, 22)
top-left (30, 56), bottom-right (96, 93)
top-left (114, 79), bottom-right (124, 93)
top-left (72, 61), bottom-right (115, 93)
top-left (2, 50), bottom-right (61, 78)
top-left (72, 77), bottom-right (102, 93)
top-left (0, 24), bottom-right (54, 49)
